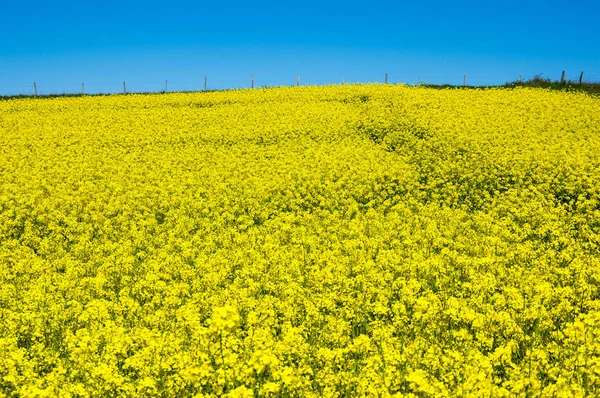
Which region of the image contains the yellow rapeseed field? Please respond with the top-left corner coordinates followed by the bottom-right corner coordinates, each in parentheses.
top-left (0, 85), bottom-right (599, 397)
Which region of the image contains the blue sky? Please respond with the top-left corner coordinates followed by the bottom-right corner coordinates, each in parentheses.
top-left (1, 0), bottom-right (599, 95)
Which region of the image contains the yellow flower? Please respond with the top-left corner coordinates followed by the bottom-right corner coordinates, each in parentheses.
top-left (1, 84), bottom-right (599, 395)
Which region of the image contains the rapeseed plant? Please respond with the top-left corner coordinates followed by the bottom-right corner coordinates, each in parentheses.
top-left (0, 85), bottom-right (599, 396)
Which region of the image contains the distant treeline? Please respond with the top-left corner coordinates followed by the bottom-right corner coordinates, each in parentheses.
top-left (420, 77), bottom-right (600, 96)
top-left (503, 76), bottom-right (600, 95)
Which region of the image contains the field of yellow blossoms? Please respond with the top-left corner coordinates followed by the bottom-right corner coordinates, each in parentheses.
top-left (1, 85), bottom-right (599, 397)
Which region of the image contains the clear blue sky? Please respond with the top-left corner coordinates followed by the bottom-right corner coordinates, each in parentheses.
top-left (1, 0), bottom-right (599, 95)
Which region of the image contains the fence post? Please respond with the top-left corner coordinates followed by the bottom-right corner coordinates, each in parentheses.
top-left (561, 71), bottom-right (566, 84)
top-left (82, 82), bottom-right (84, 95)
top-left (463, 74), bottom-right (466, 87)
top-left (252, 75), bottom-right (254, 89)
top-left (123, 81), bottom-right (127, 94)
top-left (297, 74), bottom-right (300, 87)
top-left (34, 82), bottom-right (38, 97)
top-left (579, 71), bottom-right (584, 84)
top-left (204, 76), bottom-right (207, 91)
top-left (385, 73), bottom-right (388, 84)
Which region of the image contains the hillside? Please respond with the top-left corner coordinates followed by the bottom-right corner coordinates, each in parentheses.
top-left (1, 85), bottom-right (599, 396)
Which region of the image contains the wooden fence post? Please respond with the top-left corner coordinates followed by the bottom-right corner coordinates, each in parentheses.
top-left (463, 74), bottom-right (466, 87)
top-left (385, 73), bottom-right (388, 84)
top-left (123, 81), bottom-right (127, 94)
top-left (561, 71), bottom-right (566, 84)
top-left (34, 82), bottom-right (38, 97)
top-left (579, 71), bottom-right (584, 84)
